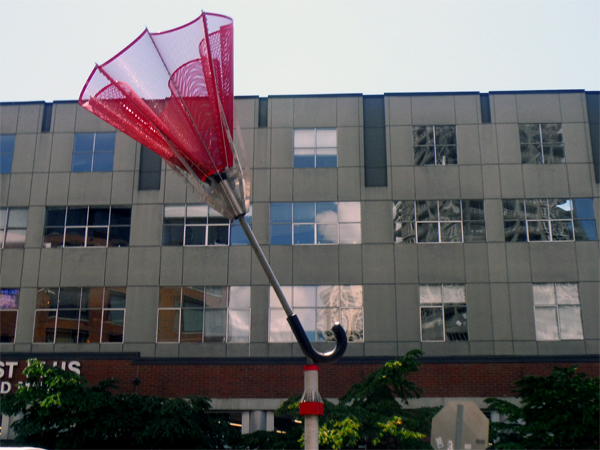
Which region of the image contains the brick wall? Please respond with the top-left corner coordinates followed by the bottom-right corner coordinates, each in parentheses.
top-left (2, 358), bottom-right (598, 400)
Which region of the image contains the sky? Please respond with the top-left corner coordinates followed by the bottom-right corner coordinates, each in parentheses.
top-left (0, 0), bottom-right (598, 103)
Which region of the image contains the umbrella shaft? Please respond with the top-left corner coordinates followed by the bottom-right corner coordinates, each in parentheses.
top-left (238, 215), bottom-right (294, 317)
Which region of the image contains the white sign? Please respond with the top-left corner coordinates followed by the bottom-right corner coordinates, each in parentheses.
top-left (430, 401), bottom-right (489, 450)
top-left (0, 361), bottom-right (81, 395)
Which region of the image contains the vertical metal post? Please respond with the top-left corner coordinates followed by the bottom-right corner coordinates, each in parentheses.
top-left (300, 362), bottom-right (323, 450)
top-left (455, 403), bottom-right (464, 450)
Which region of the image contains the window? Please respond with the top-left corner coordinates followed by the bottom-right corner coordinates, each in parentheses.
top-left (1, 135), bottom-right (16, 174)
top-left (0, 289), bottom-right (19, 343)
top-left (138, 145), bottom-right (162, 190)
top-left (294, 128), bottom-right (337, 168)
top-left (270, 202), bottom-right (361, 245)
top-left (269, 285), bottom-right (363, 343)
top-left (413, 125), bottom-right (457, 165)
top-left (503, 198), bottom-right (597, 242)
top-left (394, 200), bottom-right (485, 243)
top-left (1, 207), bottom-right (28, 248)
top-left (34, 287), bottom-right (126, 343)
top-left (72, 132), bottom-right (116, 172)
top-left (533, 283), bottom-right (583, 340)
top-left (162, 205), bottom-right (251, 246)
top-left (519, 123), bottom-right (564, 164)
top-left (420, 285), bottom-right (468, 342)
top-left (157, 286), bottom-right (250, 343)
top-left (363, 95), bottom-right (388, 186)
top-left (43, 206), bottom-right (131, 248)
top-left (41, 103), bottom-right (53, 133)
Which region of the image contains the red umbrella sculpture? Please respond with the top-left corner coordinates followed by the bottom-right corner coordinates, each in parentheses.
top-left (79, 12), bottom-right (346, 448)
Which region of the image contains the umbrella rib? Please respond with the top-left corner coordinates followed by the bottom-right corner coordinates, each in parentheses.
top-left (146, 30), bottom-right (226, 183)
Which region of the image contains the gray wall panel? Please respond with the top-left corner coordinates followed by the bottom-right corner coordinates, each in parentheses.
top-left (339, 245), bottom-right (363, 284)
top-left (292, 246), bottom-right (339, 284)
top-left (68, 172), bottom-right (112, 205)
top-left (559, 92), bottom-right (585, 123)
top-left (395, 283), bottom-right (420, 341)
top-left (37, 249), bottom-right (63, 286)
top-left (337, 96), bottom-right (360, 127)
top-left (182, 247), bottom-right (228, 286)
top-left (362, 244), bottom-right (395, 284)
top-left (293, 97), bottom-right (337, 128)
top-left (104, 247), bottom-right (129, 286)
top-left (8, 173), bottom-right (32, 206)
top-left (16, 104), bottom-right (41, 133)
top-left (128, 247), bottom-right (161, 286)
top-left (159, 246), bottom-right (183, 286)
top-left (0, 249), bottom-right (24, 286)
top-left (509, 283), bottom-right (536, 341)
top-left (505, 245), bottom-right (532, 282)
top-left (12, 134), bottom-right (37, 173)
top-left (293, 169), bottom-right (338, 201)
top-left (490, 283), bottom-right (513, 341)
top-left (529, 243), bottom-right (578, 282)
top-left (60, 249), bottom-right (106, 286)
top-left (414, 166), bottom-right (460, 199)
top-left (417, 245), bottom-right (465, 284)
top-left (516, 94), bottom-right (561, 123)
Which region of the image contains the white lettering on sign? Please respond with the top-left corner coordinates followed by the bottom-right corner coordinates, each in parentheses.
top-left (0, 361), bottom-right (82, 395)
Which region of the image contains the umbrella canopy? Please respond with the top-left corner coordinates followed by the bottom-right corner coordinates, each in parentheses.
top-left (79, 12), bottom-right (247, 219)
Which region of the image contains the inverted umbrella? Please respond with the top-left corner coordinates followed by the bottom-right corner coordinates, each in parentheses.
top-left (79, 12), bottom-right (347, 433)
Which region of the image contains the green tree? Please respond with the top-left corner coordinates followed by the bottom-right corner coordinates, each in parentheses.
top-left (485, 366), bottom-right (599, 449)
top-left (240, 349), bottom-right (439, 449)
top-left (0, 359), bottom-right (236, 449)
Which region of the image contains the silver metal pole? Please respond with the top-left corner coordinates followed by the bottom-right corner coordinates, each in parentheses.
top-left (238, 215), bottom-right (293, 317)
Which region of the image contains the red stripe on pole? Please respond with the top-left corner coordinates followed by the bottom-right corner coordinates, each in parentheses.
top-left (299, 402), bottom-right (324, 416)
top-left (304, 365), bottom-right (319, 371)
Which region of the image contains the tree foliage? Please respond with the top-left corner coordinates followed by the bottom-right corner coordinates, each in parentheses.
top-left (485, 366), bottom-right (599, 449)
top-left (0, 359), bottom-right (236, 449)
top-left (245, 349), bottom-right (439, 449)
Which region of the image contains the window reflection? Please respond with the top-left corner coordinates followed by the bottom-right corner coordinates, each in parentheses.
top-left (157, 286), bottom-right (251, 343)
top-left (503, 198), bottom-right (597, 242)
top-left (394, 200), bottom-right (484, 243)
top-left (269, 285), bottom-right (364, 342)
top-left (533, 283), bottom-right (583, 341)
top-left (270, 202), bottom-right (361, 245)
top-left (420, 285), bottom-right (468, 342)
top-left (33, 287), bottom-right (126, 344)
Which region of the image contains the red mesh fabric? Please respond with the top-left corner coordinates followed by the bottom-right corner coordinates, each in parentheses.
top-left (79, 13), bottom-right (234, 181)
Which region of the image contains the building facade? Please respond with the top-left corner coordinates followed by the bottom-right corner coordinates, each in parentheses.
top-left (1, 90), bottom-right (599, 435)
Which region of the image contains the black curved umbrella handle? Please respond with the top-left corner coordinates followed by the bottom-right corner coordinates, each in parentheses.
top-left (287, 314), bottom-right (348, 364)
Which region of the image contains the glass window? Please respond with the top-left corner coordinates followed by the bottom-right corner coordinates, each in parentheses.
top-left (519, 123), bottom-right (564, 164)
top-left (420, 284), bottom-right (468, 342)
top-left (270, 202), bottom-right (361, 245)
top-left (294, 128), bottom-right (337, 168)
top-left (533, 283), bottom-right (583, 341)
top-left (0, 288), bottom-right (19, 343)
top-left (413, 126), bottom-right (457, 165)
top-left (0, 207), bottom-right (28, 248)
top-left (503, 198), bottom-right (597, 242)
top-left (0, 135), bottom-right (16, 174)
top-left (269, 285), bottom-right (363, 343)
top-left (33, 287), bottom-right (126, 343)
top-left (394, 200), bottom-right (484, 243)
top-left (43, 206), bottom-right (131, 248)
top-left (157, 286), bottom-right (250, 343)
top-left (72, 132), bottom-right (116, 172)
top-left (162, 204), bottom-right (251, 246)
